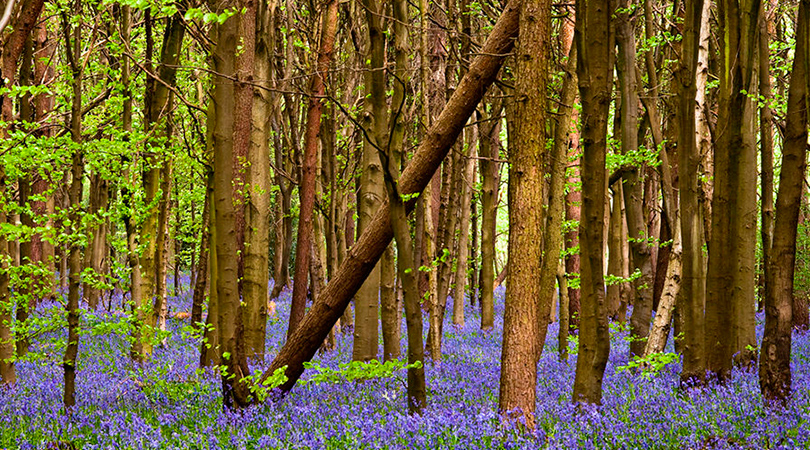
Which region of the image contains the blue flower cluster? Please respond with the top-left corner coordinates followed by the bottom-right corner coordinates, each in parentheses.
top-left (1, 280), bottom-right (808, 449)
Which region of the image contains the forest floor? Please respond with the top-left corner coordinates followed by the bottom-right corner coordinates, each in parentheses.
top-left (1, 281), bottom-right (809, 449)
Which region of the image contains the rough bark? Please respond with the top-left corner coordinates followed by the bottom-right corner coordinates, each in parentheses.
top-left (499, 0), bottom-right (548, 428)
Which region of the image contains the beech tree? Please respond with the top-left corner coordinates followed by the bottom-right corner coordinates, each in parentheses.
top-left (572, 0), bottom-right (613, 405)
top-left (760, 0), bottom-right (809, 404)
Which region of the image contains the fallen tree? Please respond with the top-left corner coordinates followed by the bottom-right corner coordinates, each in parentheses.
top-left (260, 0), bottom-right (521, 394)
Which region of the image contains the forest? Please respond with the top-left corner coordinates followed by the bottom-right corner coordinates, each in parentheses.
top-left (0, 0), bottom-right (809, 447)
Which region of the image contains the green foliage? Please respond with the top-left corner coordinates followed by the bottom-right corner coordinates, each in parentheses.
top-left (617, 352), bottom-right (679, 378)
top-left (241, 366), bottom-right (289, 402)
top-left (302, 359), bottom-right (423, 385)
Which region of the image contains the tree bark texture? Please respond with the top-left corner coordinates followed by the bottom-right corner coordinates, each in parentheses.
top-left (498, 0), bottom-right (549, 429)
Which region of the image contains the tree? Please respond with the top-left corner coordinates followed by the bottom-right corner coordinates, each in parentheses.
top-left (572, 0), bottom-right (613, 405)
top-left (675, 0), bottom-right (707, 384)
top-left (0, 0), bottom-right (47, 387)
top-left (208, 0), bottom-right (254, 407)
top-left (498, 0), bottom-right (549, 429)
top-left (288, 0), bottom-right (339, 338)
top-left (352, 0), bottom-right (386, 363)
top-left (760, 0), bottom-right (809, 404)
top-left (705, 0), bottom-right (760, 377)
top-left (615, 0), bottom-right (654, 358)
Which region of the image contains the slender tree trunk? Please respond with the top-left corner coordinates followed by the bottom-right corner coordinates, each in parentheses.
top-left (289, 0), bottom-right (339, 338)
top-left (537, 42), bottom-right (577, 359)
top-left (572, 0), bottom-right (613, 405)
top-left (606, 184), bottom-right (624, 320)
top-left (62, 3), bottom-right (84, 406)
top-left (138, 12), bottom-right (185, 359)
top-left (676, 0), bottom-right (707, 384)
top-left (353, 0), bottom-right (386, 363)
top-left (452, 137), bottom-right (475, 327)
top-left (558, 263), bottom-right (570, 360)
top-left (760, 0), bottom-right (808, 404)
top-left (200, 170), bottom-right (220, 367)
top-left (477, 101), bottom-right (502, 330)
top-left (190, 190), bottom-right (210, 328)
top-left (616, 1), bottom-right (654, 357)
top-left (83, 172), bottom-right (109, 310)
top-left (759, 0), bottom-right (776, 308)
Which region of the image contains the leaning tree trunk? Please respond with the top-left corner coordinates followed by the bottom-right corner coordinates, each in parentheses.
top-left (259, 1), bottom-right (520, 395)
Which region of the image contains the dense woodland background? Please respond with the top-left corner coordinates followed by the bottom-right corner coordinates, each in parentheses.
top-left (0, 0), bottom-right (810, 445)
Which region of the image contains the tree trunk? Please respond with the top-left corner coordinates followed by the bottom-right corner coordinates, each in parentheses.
top-left (572, 0), bottom-right (613, 405)
top-left (138, 12), bottom-right (185, 359)
top-left (242, 0), bottom-right (276, 360)
top-left (63, 4), bottom-right (84, 406)
top-left (289, 0), bottom-right (338, 339)
top-left (537, 42), bottom-right (577, 359)
top-left (352, 0), bottom-right (387, 363)
top-left (558, 263), bottom-right (570, 360)
top-left (477, 100), bottom-right (502, 330)
top-left (452, 134), bottom-right (475, 327)
top-left (260, 1), bottom-right (520, 394)
top-left (190, 188), bottom-right (210, 328)
top-left (758, 0), bottom-right (776, 308)
top-left (0, 0), bottom-right (48, 386)
top-left (616, 1), bottom-right (654, 358)
top-left (209, 0), bottom-right (253, 406)
top-left (676, 0), bottom-right (707, 384)
top-left (760, 0), bottom-right (808, 404)
top-left (706, 0), bottom-right (760, 377)
top-left (498, 0), bottom-right (549, 429)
